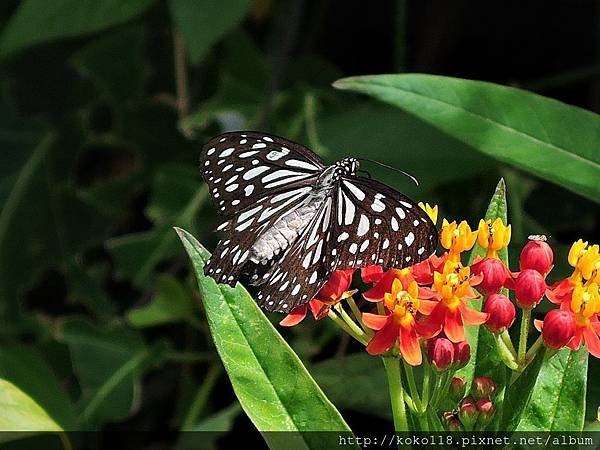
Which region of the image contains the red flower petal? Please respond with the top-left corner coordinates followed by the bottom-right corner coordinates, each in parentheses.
top-left (366, 319), bottom-right (398, 355)
top-left (444, 307), bottom-right (465, 343)
top-left (592, 320), bottom-right (600, 334)
top-left (459, 303), bottom-right (489, 326)
top-left (279, 305), bottom-right (307, 327)
top-left (418, 299), bottom-right (438, 315)
top-left (308, 299), bottom-right (329, 320)
top-left (568, 329), bottom-right (583, 350)
top-left (533, 318), bottom-right (544, 332)
top-left (363, 269), bottom-right (400, 302)
top-left (583, 327), bottom-right (600, 358)
top-left (414, 318), bottom-right (442, 339)
top-left (362, 312), bottom-right (389, 330)
top-left (399, 323), bottom-right (422, 366)
top-left (361, 266), bottom-right (384, 284)
top-left (315, 269), bottom-right (354, 302)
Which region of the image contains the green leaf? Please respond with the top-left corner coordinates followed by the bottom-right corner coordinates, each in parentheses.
top-left (311, 353), bottom-right (391, 420)
top-left (176, 228), bottom-right (356, 447)
top-left (0, 379), bottom-right (63, 433)
top-left (58, 319), bottom-right (160, 426)
top-left (334, 74), bottom-right (600, 202)
top-left (175, 403), bottom-right (241, 450)
top-left (169, 0), bottom-right (252, 64)
top-left (456, 178), bottom-right (509, 388)
top-left (0, 345), bottom-right (77, 431)
top-left (500, 348), bottom-right (546, 432)
top-left (127, 274), bottom-right (197, 328)
top-left (517, 348), bottom-right (588, 431)
top-left (0, 0), bottom-right (156, 59)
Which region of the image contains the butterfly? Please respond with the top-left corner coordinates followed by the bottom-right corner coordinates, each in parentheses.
top-left (200, 131), bottom-right (438, 313)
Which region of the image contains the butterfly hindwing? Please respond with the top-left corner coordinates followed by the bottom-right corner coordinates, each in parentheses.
top-left (326, 176), bottom-right (437, 272)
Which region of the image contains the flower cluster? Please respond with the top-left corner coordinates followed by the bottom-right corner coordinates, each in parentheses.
top-left (443, 376), bottom-right (498, 431)
top-left (280, 203), bottom-right (599, 369)
top-left (537, 240), bottom-right (600, 356)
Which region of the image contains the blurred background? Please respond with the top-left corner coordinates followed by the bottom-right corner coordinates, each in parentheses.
top-left (0, 0), bottom-right (598, 448)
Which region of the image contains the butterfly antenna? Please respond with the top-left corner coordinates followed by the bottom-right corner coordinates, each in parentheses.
top-left (357, 158), bottom-right (420, 186)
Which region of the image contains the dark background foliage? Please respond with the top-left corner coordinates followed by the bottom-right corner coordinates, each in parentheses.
top-left (0, 0), bottom-right (598, 448)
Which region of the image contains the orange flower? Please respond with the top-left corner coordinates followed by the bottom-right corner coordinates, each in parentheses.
top-left (280, 270), bottom-right (355, 326)
top-left (477, 218), bottom-right (511, 260)
top-left (363, 278), bottom-right (438, 365)
top-left (440, 219), bottom-right (478, 262)
top-left (421, 260), bottom-right (488, 342)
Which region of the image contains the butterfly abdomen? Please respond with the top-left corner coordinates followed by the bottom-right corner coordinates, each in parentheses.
top-left (249, 194), bottom-right (326, 267)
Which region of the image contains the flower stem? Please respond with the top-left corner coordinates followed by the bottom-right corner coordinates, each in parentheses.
top-left (335, 304), bottom-right (370, 343)
top-left (494, 332), bottom-right (519, 370)
top-left (382, 356), bottom-right (409, 432)
top-left (327, 310), bottom-right (368, 346)
top-left (347, 297), bottom-right (373, 337)
top-left (403, 361), bottom-right (422, 411)
top-left (517, 308), bottom-right (532, 366)
top-left (421, 361), bottom-right (431, 412)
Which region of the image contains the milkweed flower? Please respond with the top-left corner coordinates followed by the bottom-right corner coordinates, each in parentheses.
top-left (471, 256), bottom-right (512, 295)
top-left (421, 260), bottom-right (488, 343)
top-left (361, 265), bottom-right (384, 284)
top-left (483, 293), bottom-right (516, 333)
top-left (427, 336), bottom-right (455, 371)
top-left (362, 278), bottom-right (438, 365)
top-left (520, 238), bottom-right (553, 276)
top-left (513, 269), bottom-right (546, 309)
top-left (536, 309), bottom-right (576, 350)
top-left (440, 219), bottom-right (478, 262)
top-left (280, 270), bottom-right (355, 326)
top-left (477, 218), bottom-right (511, 260)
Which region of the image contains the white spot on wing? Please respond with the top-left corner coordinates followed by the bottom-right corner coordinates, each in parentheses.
top-left (343, 180), bottom-right (366, 200)
top-left (405, 232), bottom-right (415, 247)
top-left (219, 147), bottom-right (235, 157)
top-left (243, 166), bottom-right (269, 180)
top-left (357, 214), bottom-right (369, 237)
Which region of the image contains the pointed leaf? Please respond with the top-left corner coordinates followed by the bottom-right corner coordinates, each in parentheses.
top-left (176, 228), bottom-right (356, 448)
top-left (334, 74), bottom-right (600, 202)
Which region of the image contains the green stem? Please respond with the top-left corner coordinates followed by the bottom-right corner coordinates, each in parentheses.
top-left (494, 332), bottom-right (519, 370)
top-left (517, 308), bottom-right (532, 366)
top-left (421, 361), bottom-right (431, 412)
top-left (382, 356), bottom-right (409, 432)
top-left (500, 329), bottom-right (518, 356)
top-left (327, 310), bottom-right (368, 346)
top-left (403, 361), bottom-right (422, 411)
top-left (347, 297), bottom-right (372, 337)
top-left (511, 335), bottom-right (545, 384)
top-left (427, 409), bottom-right (444, 432)
top-left (335, 304), bottom-right (370, 343)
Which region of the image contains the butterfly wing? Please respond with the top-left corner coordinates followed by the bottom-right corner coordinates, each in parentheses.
top-left (253, 196), bottom-right (336, 313)
top-left (200, 131), bottom-right (325, 216)
top-left (326, 176), bottom-right (438, 272)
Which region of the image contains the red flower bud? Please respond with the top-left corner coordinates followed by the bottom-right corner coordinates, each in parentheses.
top-left (476, 399), bottom-right (496, 427)
top-left (541, 309), bottom-right (576, 350)
top-left (471, 376), bottom-right (497, 401)
top-left (449, 376), bottom-right (467, 402)
top-left (458, 397), bottom-right (479, 429)
top-left (427, 337), bottom-right (455, 371)
top-left (446, 417), bottom-right (463, 431)
top-left (471, 258), bottom-right (510, 295)
top-left (483, 293), bottom-right (516, 333)
top-left (514, 269), bottom-right (546, 309)
top-left (453, 341), bottom-right (471, 369)
top-left (520, 239), bottom-right (553, 276)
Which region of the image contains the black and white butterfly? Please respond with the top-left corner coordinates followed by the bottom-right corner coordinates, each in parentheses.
top-left (200, 131), bottom-right (438, 313)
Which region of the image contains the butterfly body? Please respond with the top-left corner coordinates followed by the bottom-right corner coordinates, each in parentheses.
top-left (200, 131), bottom-right (437, 313)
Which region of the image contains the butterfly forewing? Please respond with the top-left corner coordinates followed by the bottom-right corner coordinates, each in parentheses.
top-left (200, 131), bottom-right (325, 216)
top-left (326, 176), bottom-right (437, 272)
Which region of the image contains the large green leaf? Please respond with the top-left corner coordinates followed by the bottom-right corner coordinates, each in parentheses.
top-left (0, 379), bottom-right (63, 433)
top-left (517, 348), bottom-right (588, 431)
top-left (500, 348), bottom-right (546, 431)
top-left (58, 319), bottom-right (160, 427)
top-left (0, 0), bottom-right (156, 59)
top-left (0, 346), bottom-right (77, 431)
top-left (176, 228), bottom-right (356, 448)
top-left (169, 0), bottom-right (252, 64)
top-left (334, 74), bottom-right (600, 202)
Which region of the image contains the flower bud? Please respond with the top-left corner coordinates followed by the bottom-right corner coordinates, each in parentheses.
top-left (471, 258), bottom-right (510, 295)
top-left (483, 293), bottom-right (516, 333)
top-left (476, 399), bottom-right (496, 428)
top-left (446, 417), bottom-right (463, 431)
top-left (449, 376), bottom-right (467, 402)
top-left (458, 397), bottom-right (479, 430)
top-left (427, 337), bottom-right (455, 371)
top-left (520, 239), bottom-right (553, 275)
top-left (453, 341), bottom-right (471, 368)
top-left (514, 269), bottom-right (546, 309)
top-left (471, 376), bottom-right (497, 401)
top-left (541, 309), bottom-right (576, 350)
